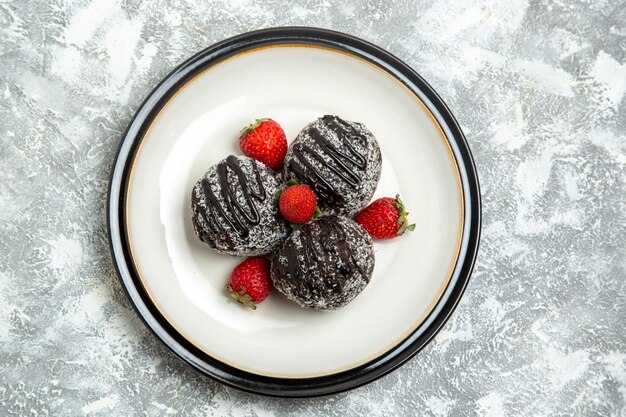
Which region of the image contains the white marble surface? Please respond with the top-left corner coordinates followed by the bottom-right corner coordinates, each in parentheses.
top-left (0, 0), bottom-right (624, 415)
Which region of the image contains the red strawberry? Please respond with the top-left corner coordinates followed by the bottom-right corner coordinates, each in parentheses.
top-left (238, 118), bottom-right (287, 170)
top-left (226, 257), bottom-right (272, 309)
top-left (278, 183), bottom-right (320, 224)
top-left (355, 195), bottom-right (415, 239)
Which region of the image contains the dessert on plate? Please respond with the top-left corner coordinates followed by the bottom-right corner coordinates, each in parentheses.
top-left (190, 155), bottom-right (289, 257)
top-left (190, 116), bottom-right (413, 310)
top-left (282, 115), bottom-right (382, 216)
top-left (270, 215), bottom-right (375, 310)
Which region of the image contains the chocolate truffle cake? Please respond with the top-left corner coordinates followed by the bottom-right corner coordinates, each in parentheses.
top-left (283, 115), bottom-right (382, 216)
top-left (270, 215), bottom-right (375, 310)
top-left (191, 155), bottom-right (289, 256)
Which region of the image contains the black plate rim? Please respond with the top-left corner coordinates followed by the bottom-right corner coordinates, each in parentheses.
top-left (107, 26), bottom-right (481, 398)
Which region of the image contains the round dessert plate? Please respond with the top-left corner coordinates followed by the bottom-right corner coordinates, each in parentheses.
top-left (108, 27), bottom-right (481, 397)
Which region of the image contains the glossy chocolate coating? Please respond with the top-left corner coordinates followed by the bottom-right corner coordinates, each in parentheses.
top-left (191, 155), bottom-right (289, 256)
top-left (283, 115), bottom-right (382, 216)
top-left (271, 215), bottom-right (375, 310)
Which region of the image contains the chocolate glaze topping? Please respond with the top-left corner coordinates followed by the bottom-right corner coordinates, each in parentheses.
top-left (277, 216), bottom-right (360, 285)
top-left (284, 115), bottom-right (382, 216)
top-left (271, 215), bottom-right (375, 310)
top-left (191, 155), bottom-right (288, 257)
top-left (198, 155), bottom-right (266, 238)
top-left (288, 116), bottom-right (367, 205)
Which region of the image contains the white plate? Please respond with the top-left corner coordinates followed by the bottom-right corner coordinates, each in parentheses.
top-left (109, 27), bottom-right (480, 397)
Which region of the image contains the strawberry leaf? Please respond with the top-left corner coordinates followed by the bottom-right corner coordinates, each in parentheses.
top-left (395, 194), bottom-right (415, 236)
top-left (226, 285), bottom-right (257, 310)
top-left (240, 118), bottom-right (269, 136)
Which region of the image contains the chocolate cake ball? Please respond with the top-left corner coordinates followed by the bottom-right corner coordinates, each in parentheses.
top-left (283, 115), bottom-right (382, 216)
top-left (191, 155), bottom-right (289, 256)
top-left (271, 215), bottom-right (375, 310)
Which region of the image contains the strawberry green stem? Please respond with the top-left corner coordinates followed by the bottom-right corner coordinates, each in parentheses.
top-left (395, 194), bottom-right (415, 236)
top-left (226, 285), bottom-right (257, 310)
top-left (240, 118), bottom-right (269, 136)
